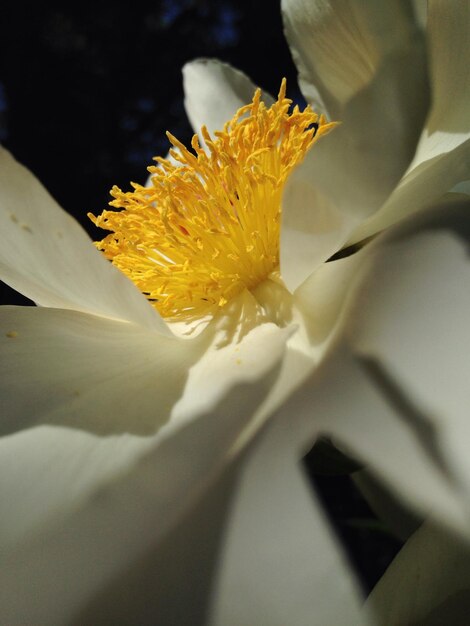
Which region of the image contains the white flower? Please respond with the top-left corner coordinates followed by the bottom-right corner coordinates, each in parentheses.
top-left (0, 1), bottom-right (469, 624)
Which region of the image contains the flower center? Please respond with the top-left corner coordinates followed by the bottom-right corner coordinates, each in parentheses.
top-left (89, 80), bottom-right (334, 321)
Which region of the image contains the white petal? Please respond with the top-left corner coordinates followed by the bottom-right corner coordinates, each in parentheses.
top-left (366, 522), bottom-right (470, 625)
top-left (0, 148), bottom-right (167, 333)
top-left (292, 344), bottom-right (470, 537)
top-left (93, 255), bottom-right (379, 623)
top-left (274, 202), bottom-right (470, 539)
top-left (0, 315), bottom-right (290, 625)
top-left (147, 61), bottom-right (271, 184)
top-left (332, 203), bottom-right (470, 535)
top-left (51, 404), bottom-right (370, 626)
top-left (70, 458), bottom-right (242, 624)
top-left (248, 254), bottom-right (365, 431)
top-left (0, 305), bottom-right (196, 549)
top-left (281, 0), bottom-right (429, 218)
top-left (173, 289), bottom-right (292, 421)
top-left (413, 0), bottom-right (470, 163)
top-left (282, 0), bottom-right (421, 111)
top-left (183, 59), bottom-right (274, 137)
top-left (210, 415), bottom-right (370, 626)
top-left (280, 161), bottom-right (362, 290)
top-left (0, 426), bottom-right (153, 548)
top-left (347, 0), bottom-right (470, 243)
top-left (347, 136), bottom-right (470, 244)
top-left (347, 209), bottom-right (470, 504)
top-left (293, 250), bottom-right (366, 345)
top-left (0, 294), bottom-right (292, 546)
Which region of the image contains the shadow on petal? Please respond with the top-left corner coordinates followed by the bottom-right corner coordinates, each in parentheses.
top-left (0, 307), bottom-right (205, 438)
top-left (72, 462), bottom-right (238, 626)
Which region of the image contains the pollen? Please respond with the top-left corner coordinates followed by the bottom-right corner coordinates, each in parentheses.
top-left (89, 80), bottom-right (335, 321)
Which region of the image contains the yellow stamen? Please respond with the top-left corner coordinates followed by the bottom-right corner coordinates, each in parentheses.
top-left (89, 80), bottom-right (335, 321)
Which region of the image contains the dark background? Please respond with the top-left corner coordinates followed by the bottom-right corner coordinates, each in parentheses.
top-left (0, 0), bottom-right (299, 229)
top-left (0, 0), bottom-right (403, 593)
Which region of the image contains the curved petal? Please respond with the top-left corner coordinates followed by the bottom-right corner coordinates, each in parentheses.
top-left (273, 200), bottom-right (470, 541)
top-left (331, 202), bottom-right (470, 536)
top-left (345, 206), bottom-right (470, 506)
top-left (286, 343), bottom-right (470, 538)
top-left (0, 295), bottom-right (291, 553)
top-left (183, 59), bottom-right (274, 137)
top-left (0, 306), bottom-right (193, 439)
top-left (347, 136), bottom-right (470, 244)
top-left (72, 459), bottom-right (241, 625)
top-left (280, 159), bottom-right (362, 290)
top-left (281, 0), bottom-right (429, 217)
top-left (209, 415), bottom-right (369, 626)
top-left (0, 148), bottom-right (167, 333)
top-left (62, 408), bottom-right (370, 626)
top-left (282, 0), bottom-right (419, 112)
top-left (293, 249), bottom-right (366, 345)
top-left (246, 253), bottom-right (366, 432)
top-left (414, 0), bottom-right (470, 160)
top-left (146, 60), bottom-right (272, 185)
top-left (347, 0), bottom-right (470, 243)
top-left (0, 306), bottom-right (198, 549)
top-left (0, 319), bottom-right (290, 625)
top-left (172, 289), bottom-right (292, 421)
top-left (366, 522), bottom-right (470, 625)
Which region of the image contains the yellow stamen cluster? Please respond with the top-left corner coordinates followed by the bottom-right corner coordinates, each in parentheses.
top-left (89, 80), bottom-right (334, 321)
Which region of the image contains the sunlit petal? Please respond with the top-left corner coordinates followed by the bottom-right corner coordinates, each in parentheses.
top-left (209, 415), bottom-right (370, 626)
top-left (282, 0), bottom-right (429, 218)
top-left (0, 149), bottom-right (167, 333)
top-left (183, 59), bottom-right (273, 137)
top-left (0, 306), bottom-right (197, 549)
top-left (348, 0), bottom-right (470, 243)
top-left (280, 159), bottom-right (361, 290)
top-left (0, 323), bottom-right (289, 624)
top-left (345, 204), bottom-right (470, 516)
